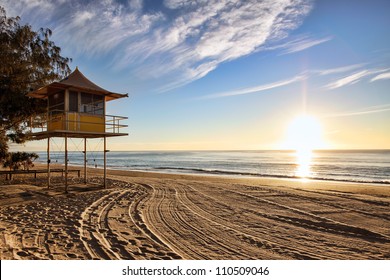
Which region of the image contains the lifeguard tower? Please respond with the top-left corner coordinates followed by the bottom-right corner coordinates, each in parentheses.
top-left (27, 67), bottom-right (128, 191)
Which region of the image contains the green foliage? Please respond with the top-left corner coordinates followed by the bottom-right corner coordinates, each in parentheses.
top-left (3, 152), bottom-right (39, 171)
top-left (0, 6), bottom-right (71, 160)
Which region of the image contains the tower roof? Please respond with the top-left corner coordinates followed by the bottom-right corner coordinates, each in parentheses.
top-left (27, 67), bottom-right (128, 101)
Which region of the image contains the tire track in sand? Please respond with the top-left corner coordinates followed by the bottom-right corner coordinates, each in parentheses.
top-left (185, 182), bottom-right (389, 259)
top-left (140, 183), bottom-right (284, 259)
top-left (125, 184), bottom-right (182, 260)
top-left (79, 190), bottom-right (127, 259)
top-left (78, 185), bottom-right (181, 260)
top-left (173, 183), bottom-right (321, 259)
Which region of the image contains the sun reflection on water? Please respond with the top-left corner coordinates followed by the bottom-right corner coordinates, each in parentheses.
top-left (295, 148), bottom-right (313, 179)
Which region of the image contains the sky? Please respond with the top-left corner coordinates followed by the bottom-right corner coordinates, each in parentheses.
top-left (2, 0), bottom-right (390, 151)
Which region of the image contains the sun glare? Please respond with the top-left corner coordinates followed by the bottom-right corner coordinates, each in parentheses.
top-left (286, 115), bottom-right (323, 151)
top-left (295, 148), bottom-right (312, 178)
top-left (284, 114), bottom-right (323, 178)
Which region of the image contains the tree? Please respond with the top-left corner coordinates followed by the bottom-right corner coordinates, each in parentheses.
top-left (3, 152), bottom-right (39, 171)
top-left (0, 6), bottom-right (71, 162)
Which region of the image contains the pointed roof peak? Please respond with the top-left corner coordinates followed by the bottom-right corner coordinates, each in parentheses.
top-left (60, 67), bottom-right (106, 92)
top-left (27, 67), bottom-right (128, 101)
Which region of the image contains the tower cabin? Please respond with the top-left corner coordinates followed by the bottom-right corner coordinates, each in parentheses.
top-left (27, 67), bottom-right (128, 191)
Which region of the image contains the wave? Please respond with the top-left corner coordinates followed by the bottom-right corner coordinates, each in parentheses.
top-left (35, 150), bottom-right (390, 185)
top-left (150, 166), bottom-right (390, 185)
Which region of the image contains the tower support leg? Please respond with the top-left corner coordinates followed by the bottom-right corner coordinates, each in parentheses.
top-left (84, 137), bottom-right (87, 184)
top-left (47, 137), bottom-right (51, 188)
top-left (103, 136), bottom-right (107, 189)
top-left (65, 135), bottom-right (68, 193)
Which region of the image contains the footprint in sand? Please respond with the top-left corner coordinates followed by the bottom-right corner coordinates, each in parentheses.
top-left (17, 251), bottom-right (29, 257)
top-left (66, 253), bottom-right (78, 258)
top-left (117, 240), bottom-right (128, 246)
top-left (128, 239), bottom-right (137, 246)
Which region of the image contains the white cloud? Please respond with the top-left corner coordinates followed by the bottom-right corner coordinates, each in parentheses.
top-left (202, 74), bottom-right (306, 99)
top-left (129, 0), bottom-right (143, 10)
top-left (72, 10), bottom-right (95, 27)
top-left (325, 68), bottom-right (389, 89)
top-left (315, 63), bottom-right (365, 76)
top-left (371, 72), bottom-right (390, 82)
top-left (53, 1), bottom-right (163, 56)
top-left (0, 0), bottom-right (314, 91)
top-left (164, 0), bottom-right (201, 9)
top-left (132, 0), bottom-right (313, 89)
top-left (283, 36), bottom-right (331, 54)
top-left (325, 70), bottom-right (369, 90)
top-left (267, 35), bottom-right (332, 54)
top-left (322, 104), bottom-right (390, 118)
top-left (0, 0), bottom-right (56, 20)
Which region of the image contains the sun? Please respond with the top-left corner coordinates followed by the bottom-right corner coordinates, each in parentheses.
top-left (285, 114), bottom-right (323, 151)
top-left (283, 114), bottom-right (324, 178)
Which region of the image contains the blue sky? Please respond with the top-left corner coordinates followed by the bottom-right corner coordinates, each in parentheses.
top-left (3, 0), bottom-right (390, 150)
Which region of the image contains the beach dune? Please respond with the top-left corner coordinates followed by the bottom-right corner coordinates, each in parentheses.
top-left (0, 169), bottom-right (389, 260)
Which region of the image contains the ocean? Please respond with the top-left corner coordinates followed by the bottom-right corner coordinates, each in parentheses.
top-left (35, 150), bottom-right (390, 184)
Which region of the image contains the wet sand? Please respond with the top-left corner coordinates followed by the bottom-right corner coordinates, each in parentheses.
top-left (0, 167), bottom-right (389, 259)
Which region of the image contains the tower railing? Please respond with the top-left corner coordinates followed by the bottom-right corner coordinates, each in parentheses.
top-left (28, 110), bottom-right (128, 134)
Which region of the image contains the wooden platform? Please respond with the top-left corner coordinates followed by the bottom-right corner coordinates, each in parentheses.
top-left (29, 130), bottom-right (128, 140)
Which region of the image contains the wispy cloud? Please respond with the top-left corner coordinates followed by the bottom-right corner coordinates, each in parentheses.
top-left (322, 104), bottom-right (390, 118)
top-left (314, 63), bottom-right (365, 76)
top-left (1, 0), bottom-right (313, 91)
top-left (2, 0), bottom-right (163, 55)
top-left (2, 0), bottom-right (57, 15)
top-left (371, 72), bottom-right (390, 82)
top-left (267, 35), bottom-right (332, 55)
top-left (325, 68), bottom-right (388, 89)
top-left (325, 70), bottom-right (370, 90)
top-left (201, 74), bottom-right (306, 99)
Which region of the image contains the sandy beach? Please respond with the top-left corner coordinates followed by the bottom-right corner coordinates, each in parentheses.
top-left (0, 167), bottom-right (389, 260)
